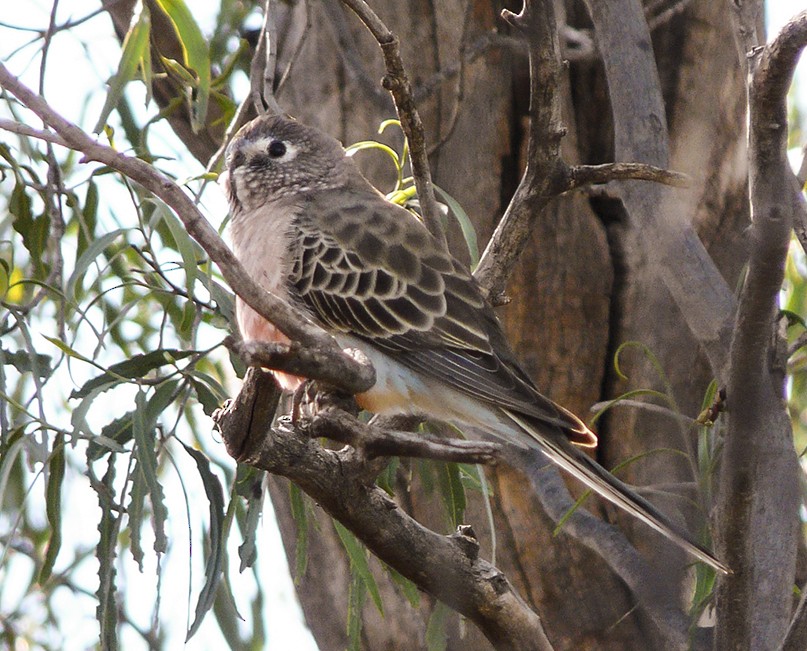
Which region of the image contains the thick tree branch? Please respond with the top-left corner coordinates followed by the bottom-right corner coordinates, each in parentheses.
top-left (584, 0), bottom-right (736, 383)
top-left (216, 368), bottom-right (553, 651)
top-left (0, 63), bottom-right (374, 396)
top-left (338, 0), bottom-right (446, 249)
top-left (714, 11), bottom-right (805, 650)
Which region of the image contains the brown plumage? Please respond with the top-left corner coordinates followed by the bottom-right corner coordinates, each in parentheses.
top-left (222, 114), bottom-right (728, 574)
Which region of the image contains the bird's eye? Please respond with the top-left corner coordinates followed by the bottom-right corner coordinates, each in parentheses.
top-left (268, 140), bottom-right (287, 158)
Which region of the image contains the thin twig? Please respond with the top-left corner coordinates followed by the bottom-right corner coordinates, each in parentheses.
top-left (338, 0), bottom-right (446, 248)
top-left (261, 0), bottom-right (282, 115)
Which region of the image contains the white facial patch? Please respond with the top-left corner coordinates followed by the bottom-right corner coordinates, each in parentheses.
top-left (243, 137), bottom-right (301, 164)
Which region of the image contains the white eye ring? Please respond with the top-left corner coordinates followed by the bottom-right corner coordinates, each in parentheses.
top-left (265, 139), bottom-right (299, 162)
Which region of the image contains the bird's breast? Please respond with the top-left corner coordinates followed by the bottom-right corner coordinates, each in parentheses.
top-left (231, 199), bottom-right (302, 391)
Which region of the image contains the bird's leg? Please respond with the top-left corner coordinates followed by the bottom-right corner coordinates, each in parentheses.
top-left (291, 379), bottom-right (359, 427)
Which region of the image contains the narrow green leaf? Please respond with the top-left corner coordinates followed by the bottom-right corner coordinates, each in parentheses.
top-left (132, 390), bottom-right (168, 553)
top-left (88, 413), bottom-right (134, 460)
top-left (436, 462), bottom-right (466, 529)
top-left (333, 520), bottom-right (384, 616)
top-left (94, 9), bottom-right (152, 133)
top-left (237, 473), bottom-right (264, 572)
top-left (43, 335), bottom-right (94, 365)
top-left (10, 182), bottom-right (50, 279)
top-left (93, 459), bottom-right (120, 651)
top-left (38, 432), bottom-right (65, 584)
top-left (383, 563), bottom-right (420, 609)
top-left (426, 601), bottom-right (450, 651)
top-left (66, 228), bottom-right (127, 300)
top-left (180, 440), bottom-right (226, 641)
top-left (434, 185), bottom-right (479, 269)
top-left (154, 204), bottom-right (201, 300)
top-left (289, 482), bottom-right (309, 582)
top-left (154, 0), bottom-right (211, 131)
top-left (127, 457), bottom-right (148, 571)
top-left (190, 377), bottom-right (222, 416)
top-left (70, 349), bottom-right (194, 400)
top-left (346, 572), bottom-right (365, 651)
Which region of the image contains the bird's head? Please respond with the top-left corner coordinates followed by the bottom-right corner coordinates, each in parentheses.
top-left (221, 114), bottom-right (348, 214)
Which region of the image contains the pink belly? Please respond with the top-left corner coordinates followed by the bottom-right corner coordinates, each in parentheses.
top-left (238, 301), bottom-right (304, 392)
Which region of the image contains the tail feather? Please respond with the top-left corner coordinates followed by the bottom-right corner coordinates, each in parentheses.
top-left (501, 408), bottom-right (730, 574)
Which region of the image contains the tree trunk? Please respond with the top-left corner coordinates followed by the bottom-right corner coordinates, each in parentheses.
top-left (269, 0), bottom-right (749, 648)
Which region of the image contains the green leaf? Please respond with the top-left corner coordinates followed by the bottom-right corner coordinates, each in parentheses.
top-left (434, 185), bottom-right (479, 269)
top-left (0, 346), bottom-right (52, 379)
top-left (190, 377), bottom-right (222, 416)
top-left (333, 520), bottom-right (383, 615)
top-left (132, 390), bottom-right (168, 554)
top-left (426, 601), bottom-right (451, 651)
top-left (436, 462), bottom-right (466, 529)
top-left (38, 432), bottom-right (65, 584)
top-left (236, 472), bottom-right (264, 572)
top-left (383, 563), bottom-right (420, 608)
top-left (154, 0), bottom-right (211, 131)
top-left (66, 228), bottom-right (127, 301)
top-left (289, 482), bottom-right (310, 582)
top-left (93, 459), bottom-right (120, 651)
top-left (127, 457), bottom-right (148, 571)
top-left (153, 203), bottom-right (202, 302)
top-left (181, 440), bottom-right (226, 641)
top-left (94, 9), bottom-right (152, 133)
top-left (10, 182), bottom-right (50, 280)
top-left (346, 572), bottom-right (365, 651)
top-left (43, 335), bottom-right (94, 365)
top-left (70, 349), bottom-right (194, 399)
top-left (88, 412), bottom-right (134, 460)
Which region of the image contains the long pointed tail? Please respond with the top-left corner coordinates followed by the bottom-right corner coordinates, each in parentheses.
top-left (501, 408), bottom-right (730, 574)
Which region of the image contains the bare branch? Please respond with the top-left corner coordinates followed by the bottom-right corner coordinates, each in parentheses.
top-left (473, 1), bottom-right (568, 301)
top-left (568, 162), bottom-right (690, 189)
top-left (0, 118), bottom-right (67, 147)
top-left (713, 11), bottom-right (806, 650)
top-left (231, 338), bottom-right (375, 395)
top-left (304, 406), bottom-right (502, 464)
top-left (0, 62), bottom-right (372, 397)
top-left (338, 0), bottom-right (446, 249)
top-left (215, 368), bottom-right (554, 651)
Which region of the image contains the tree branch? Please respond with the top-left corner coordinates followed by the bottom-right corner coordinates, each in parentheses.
top-left (472, 1), bottom-right (567, 302)
top-left (215, 368), bottom-right (553, 651)
top-left (714, 11), bottom-right (806, 649)
top-left (568, 162), bottom-right (690, 189)
top-left (0, 62), bottom-right (374, 396)
top-left (338, 0), bottom-right (446, 249)
top-left (303, 405), bottom-right (502, 464)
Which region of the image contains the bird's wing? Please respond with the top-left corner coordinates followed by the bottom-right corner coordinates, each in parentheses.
top-left (289, 191), bottom-right (595, 444)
